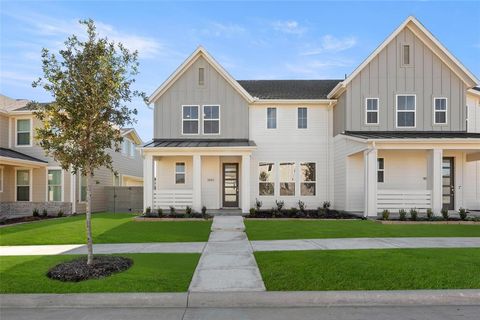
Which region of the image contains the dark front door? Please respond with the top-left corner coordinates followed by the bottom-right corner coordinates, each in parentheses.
top-left (442, 157), bottom-right (455, 210)
top-left (223, 163), bottom-right (239, 207)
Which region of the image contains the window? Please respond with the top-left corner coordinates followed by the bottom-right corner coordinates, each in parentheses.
top-left (129, 141), bottom-right (136, 158)
top-left (198, 68), bottom-right (205, 86)
top-left (80, 175), bottom-right (87, 202)
top-left (16, 119), bottom-right (31, 146)
top-left (267, 107), bottom-right (277, 129)
top-left (0, 167), bottom-right (3, 192)
top-left (16, 169), bottom-right (30, 201)
top-left (122, 139), bottom-right (128, 155)
top-left (434, 98), bottom-right (447, 124)
top-left (203, 105), bottom-right (220, 134)
top-left (396, 95), bottom-right (416, 127)
top-left (175, 162), bottom-right (185, 184)
top-left (182, 106), bottom-right (199, 134)
top-left (297, 107), bottom-right (307, 129)
top-left (377, 158), bottom-right (385, 183)
top-left (365, 98), bottom-right (379, 124)
top-left (47, 169), bottom-right (62, 201)
top-left (402, 44), bottom-right (410, 66)
top-left (300, 162), bottom-right (316, 196)
top-left (258, 162), bottom-right (275, 196)
top-left (279, 162), bottom-right (295, 196)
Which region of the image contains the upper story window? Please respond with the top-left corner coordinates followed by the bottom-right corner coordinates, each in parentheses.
top-left (16, 169), bottom-right (30, 201)
top-left (267, 107), bottom-right (277, 129)
top-left (175, 162), bottom-right (185, 184)
top-left (258, 162), bottom-right (275, 196)
top-left (198, 68), bottom-right (205, 86)
top-left (377, 158), bottom-right (385, 183)
top-left (129, 141), bottom-right (136, 158)
top-left (365, 98), bottom-right (379, 124)
top-left (182, 105), bottom-right (199, 134)
top-left (16, 118), bottom-right (31, 146)
top-left (203, 105), bottom-right (220, 134)
top-left (402, 44), bottom-right (411, 66)
top-left (297, 107), bottom-right (307, 129)
top-left (47, 169), bottom-right (62, 201)
top-left (279, 162), bottom-right (295, 196)
top-left (396, 95), bottom-right (416, 128)
top-left (300, 162), bottom-right (316, 196)
top-left (434, 98), bottom-right (447, 124)
top-left (122, 139), bottom-right (135, 158)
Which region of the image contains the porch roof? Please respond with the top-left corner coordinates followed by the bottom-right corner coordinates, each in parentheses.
top-left (0, 147), bottom-right (47, 167)
top-left (344, 131), bottom-right (480, 140)
top-left (143, 139), bottom-right (256, 148)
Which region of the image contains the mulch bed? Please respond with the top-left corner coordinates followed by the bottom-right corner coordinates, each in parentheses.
top-left (47, 256), bottom-right (133, 282)
top-left (0, 216), bottom-right (59, 226)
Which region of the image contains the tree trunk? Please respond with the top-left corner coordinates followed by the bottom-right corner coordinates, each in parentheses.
top-left (86, 172), bottom-right (94, 265)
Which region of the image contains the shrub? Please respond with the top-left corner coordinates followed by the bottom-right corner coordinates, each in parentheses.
top-left (399, 209), bottom-right (407, 221)
top-left (185, 206), bottom-right (192, 215)
top-left (57, 210), bottom-right (64, 217)
top-left (381, 209), bottom-right (390, 221)
top-left (42, 209), bottom-right (48, 218)
top-left (298, 200), bottom-right (306, 213)
top-left (169, 206), bottom-right (175, 215)
top-left (249, 208), bottom-right (256, 216)
top-left (441, 208), bottom-right (449, 220)
top-left (201, 206), bottom-right (207, 215)
top-left (271, 207), bottom-right (280, 218)
top-left (426, 208), bottom-right (433, 220)
top-left (409, 208), bottom-right (418, 221)
top-left (145, 207), bottom-right (151, 214)
top-left (157, 208), bottom-right (163, 217)
top-left (459, 208), bottom-right (467, 221)
top-left (289, 207), bottom-right (299, 217)
top-left (32, 208), bottom-right (39, 217)
top-left (275, 200), bottom-right (284, 212)
top-left (255, 198), bottom-right (263, 211)
top-left (322, 201), bottom-right (331, 209)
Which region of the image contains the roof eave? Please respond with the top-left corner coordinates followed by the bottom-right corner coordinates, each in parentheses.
top-left (252, 98), bottom-right (336, 105)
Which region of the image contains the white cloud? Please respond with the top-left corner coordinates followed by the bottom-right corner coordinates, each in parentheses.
top-left (272, 20), bottom-right (306, 35)
top-left (301, 35), bottom-right (357, 55)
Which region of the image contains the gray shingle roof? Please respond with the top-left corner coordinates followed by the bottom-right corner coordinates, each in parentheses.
top-left (237, 80), bottom-right (342, 99)
top-left (344, 131), bottom-right (480, 140)
top-left (473, 87), bottom-right (480, 92)
top-left (144, 139), bottom-right (256, 148)
top-left (0, 148), bottom-right (48, 163)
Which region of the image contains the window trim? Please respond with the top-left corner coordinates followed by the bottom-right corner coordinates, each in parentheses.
top-left (15, 167), bottom-right (32, 202)
top-left (279, 162), bottom-right (296, 196)
top-left (297, 107), bottom-right (308, 129)
top-left (401, 43), bottom-right (412, 67)
top-left (46, 167), bottom-right (64, 202)
top-left (266, 107), bottom-right (277, 129)
top-left (433, 97), bottom-right (448, 125)
top-left (300, 162), bottom-right (317, 197)
top-left (0, 166), bottom-right (3, 193)
top-left (365, 98), bottom-right (380, 125)
top-left (181, 105), bottom-right (200, 135)
top-left (377, 158), bottom-right (385, 183)
top-left (175, 162), bottom-right (186, 185)
top-left (15, 117), bottom-right (33, 147)
top-left (202, 105), bottom-right (221, 135)
top-left (258, 161), bottom-right (276, 197)
top-left (395, 94), bottom-right (416, 128)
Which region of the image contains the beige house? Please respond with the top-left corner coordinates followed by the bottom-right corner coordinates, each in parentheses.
top-left (0, 95), bottom-right (143, 218)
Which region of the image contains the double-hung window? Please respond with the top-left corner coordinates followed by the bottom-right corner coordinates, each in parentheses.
top-left (365, 98), bottom-right (379, 124)
top-left (203, 105), bottom-right (220, 134)
top-left (279, 162), bottom-right (295, 196)
top-left (175, 162), bottom-right (186, 184)
top-left (258, 162), bottom-right (275, 196)
top-left (434, 98), bottom-right (447, 124)
top-left (182, 106), bottom-right (199, 134)
top-left (377, 158), bottom-right (385, 183)
top-left (267, 108), bottom-right (277, 129)
top-left (80, 175), bottom-right (87, 202)
top-left (300, 162), bottom-right (316, 196)
top-left (396, 95), bottom-right (416, 127)
top-left (16, 169), bottom-right (30, 201)
top-left (16, 119), bottom-right (31, 146)
top-left (297, 107), bottom-right (307, 129)
top-left (129, 141), bottom-right (136, 158)
top-left (47, 169), bottom-right (62, 201)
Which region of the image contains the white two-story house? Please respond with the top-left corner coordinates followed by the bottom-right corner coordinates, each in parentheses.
top-left (142, 16), bottom-right (480, 216)
top-left (0, 95), bottom-right (144, 218)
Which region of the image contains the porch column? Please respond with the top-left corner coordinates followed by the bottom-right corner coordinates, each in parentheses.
top-left (427, 149), bottom-right (443, 214)
top-left (363, 148), bottom-right (378, 217)
top-left (192, 154), bottom-right (202, 212)
top-left (241, 154), bottom-right (251, 213)
top-left (143, 154), bottom-right (154, 212)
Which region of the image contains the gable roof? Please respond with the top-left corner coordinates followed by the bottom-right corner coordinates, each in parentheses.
top-left (328, 16), bottom-right (479, 98)
top-left (238, 80), bottom-right (341, 100)
top-left (120, 127), bottom-right (143, 145)
top-left (148, 46), bottom-right (254, 104)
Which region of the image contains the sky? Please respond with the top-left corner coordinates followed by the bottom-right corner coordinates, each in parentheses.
top-left (1, 0), bottom-right (479, 141)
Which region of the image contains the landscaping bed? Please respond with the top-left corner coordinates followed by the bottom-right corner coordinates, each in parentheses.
top-left (377, 220), bottom-right (479, 225)
top-left (0, 215), bottom-right (61, 226)
top-left (247, 209), bottom-right (361, 220)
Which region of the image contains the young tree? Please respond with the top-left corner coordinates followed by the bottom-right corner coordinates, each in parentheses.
top-left (32, 19), bottom-right (146, 265)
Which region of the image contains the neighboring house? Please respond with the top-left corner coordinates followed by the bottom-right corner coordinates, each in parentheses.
top-left (0, 95), bottom-right (143, 218)
top-left (142, 16), bottom-right (480, 216)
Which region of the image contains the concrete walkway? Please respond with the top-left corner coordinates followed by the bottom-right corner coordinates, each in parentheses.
top-left (188, 216), bottom-right (266, 292)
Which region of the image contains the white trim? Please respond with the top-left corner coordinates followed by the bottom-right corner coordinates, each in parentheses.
top-left (15, 116), bottom-right (33, 147)
top-left (181, 105), bottom-right (200, 135)
top-left (266, 107), bottom-right (277, 129)
top-left (14, 167), bottom-right (32, 202)
top-left (253, 99), bottom-right (335, 105)
top-left (175, 161), bottom-right (186, 185)
top-left (297, 107), bottom-right (308, 129)
top-left (113, 174), bottom-right (122, 186)
top-left (433, 97), bottom-right (448, 125)
top-left (257, 161), bottom-right (276, 197)
top-left (46, 167), bottom-right (64, 202)
top-left (395, 94), bottom-right (416, 128)
top-left (202, 105), bottom-right (221, 135)
top-left (365, 98), bottom-right (380, 125)
top-left (70, 171), bottom-right (76, 213)
top-left (0, 166), bottom-right (3, 193)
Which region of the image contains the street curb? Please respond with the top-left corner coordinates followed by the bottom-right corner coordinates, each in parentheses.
top-left (1, 290), bottom-right (480, 308)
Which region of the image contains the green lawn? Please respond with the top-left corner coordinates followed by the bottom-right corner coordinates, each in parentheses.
top-left (246, 220), bottom-right (480, 240)
top-left (255, 248), bottom-right (480, 291)
top-left (0, 213), bottom-right (212, 245)
top-left (0, 253), bottom-right (200, 293)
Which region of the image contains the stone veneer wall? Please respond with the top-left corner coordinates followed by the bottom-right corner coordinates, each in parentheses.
top-left (0, 202), bottom-right (72, 219)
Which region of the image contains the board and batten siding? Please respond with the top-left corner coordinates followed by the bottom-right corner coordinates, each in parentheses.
top-left (467, 92), bottom-right (480, 133)
top-left (341, 27), bottom-right (467, 132)
top-left (153, 56), bottom-right (249, 139)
